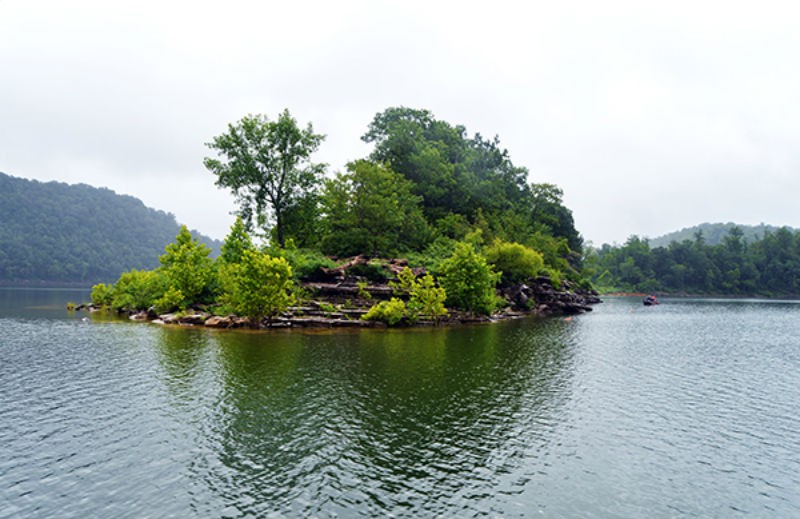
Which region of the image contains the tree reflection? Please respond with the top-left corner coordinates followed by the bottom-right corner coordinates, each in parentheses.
top-left (159, 320), bottom-right (578, 517)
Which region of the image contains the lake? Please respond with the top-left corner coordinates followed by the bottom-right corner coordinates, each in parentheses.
top-left (1, 289), bottom-right (799, 517)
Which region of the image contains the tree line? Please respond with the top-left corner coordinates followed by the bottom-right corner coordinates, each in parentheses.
top-left (0, 172), bottom-right (220, 284)
top-left (590, 226), bottom-right (800, 296)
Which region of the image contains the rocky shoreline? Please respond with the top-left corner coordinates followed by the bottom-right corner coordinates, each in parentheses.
top-left (75, 273), bottom-right (601, 330)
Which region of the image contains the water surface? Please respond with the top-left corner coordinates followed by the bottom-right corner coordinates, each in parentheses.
top-left (1, 290), bottom-right (798, 517)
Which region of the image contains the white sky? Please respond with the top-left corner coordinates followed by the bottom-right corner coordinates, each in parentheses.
top-left (1, 0), bottom-right (798, 246)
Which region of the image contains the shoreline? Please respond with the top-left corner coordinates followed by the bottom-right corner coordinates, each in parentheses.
top-left (76, 277), bottom-right (602, 331)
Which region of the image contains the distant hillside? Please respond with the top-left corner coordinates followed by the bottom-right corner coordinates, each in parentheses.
top-left (649, 222), bottom-right (792, 249)
top-left (0, 172), bottom-right (221, 285)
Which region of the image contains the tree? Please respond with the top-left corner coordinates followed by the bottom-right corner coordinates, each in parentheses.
top-left (438, 241), bottom-right (500, 315)
top-left (528, 183), bottom-right (583, 255)
top-left (362, 107), bottom-right (530, 223)
top-left (220, 249), bottom-right (294, 325)
top-left (484, 238), bottom-right (545, 285)
top-left (219, 217), bottom-right (254, 266)
top-left (159, 226), bottom-right (215, 308)
top-left (320, 159), bottom-right (429, 256)
top-left (204, 109), bottom-right (325, 247)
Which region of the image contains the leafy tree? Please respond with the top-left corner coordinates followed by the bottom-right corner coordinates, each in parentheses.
top-left (408, 272), bottom-right (448, 322)
top-left (528, 183), bottom-right (583, 255)
top-left (438, 242), bottom-right (500, 315)
top-left (320, 160), bottom-right (429, 256)
top-left (362, 107), bottom-right (530, 223)
top-left (109, 269), bottom-right (166, 311)
top-left (484, 238), bottom-right (545, 285)
top-left (219, 217), bottom-right (254, 266)
top-left (220, 249), bottom-right (294, 325)
top-left (204, 109), bottom-right (325, 247)
top-left (159, 226), bottom-right (215, 308)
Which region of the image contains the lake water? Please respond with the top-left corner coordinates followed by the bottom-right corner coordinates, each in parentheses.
top-left (1, 289), bottom-right (799, 517)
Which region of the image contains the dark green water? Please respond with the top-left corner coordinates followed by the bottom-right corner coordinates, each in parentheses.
top-left (1, 289), bottom-right (799, 517)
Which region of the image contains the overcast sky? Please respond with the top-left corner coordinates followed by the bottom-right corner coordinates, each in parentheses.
top-left (2, 1), bottom-right (798, 246)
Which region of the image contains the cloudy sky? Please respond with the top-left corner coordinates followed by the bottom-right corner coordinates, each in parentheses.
top-left (2, 1), bottom-right (798, 246)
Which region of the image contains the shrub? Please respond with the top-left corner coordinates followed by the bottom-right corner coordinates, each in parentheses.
top-left (438, 242), bottom-right (500, 315)
top-left (408, 272), bottom-right (447, 323)
top-left (362, 297), bottom-right (408, 326)
top-left (347, 261), bottom-right (389, 282)
top-left (154, 286), bottom-right (184, 314)
top-left (220, 249), bottom-right (294, 325)
top-left (159, 226), bottom-right (215, 307)
top-left (485, 239), bottom-right (545, 285)
top-left (90, 283), bottom-right (114, 307)
top-left (110, 269), bottom-right (167, 311)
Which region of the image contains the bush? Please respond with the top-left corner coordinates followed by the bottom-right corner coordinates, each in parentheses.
top-left (347, 260), bottom-right (389, 282)
top-left (266, 246), bottom-right (336, 282)
top-left (438, 242), bottom-right (500, 315)
top-left (408, 272), bottom-right (447, 322)
top-left (220, 250), bottom-right (294, 324)
top-left (485, 239), bottom-right (544, 285)
top-left (110, 269), bottom-right (167, 311)
top-left (154, 286), bottom-right (184, 314)
top-left (90, 283), bottom-right (114, 307)
top-left (362, 297), bottom-right (408, 325)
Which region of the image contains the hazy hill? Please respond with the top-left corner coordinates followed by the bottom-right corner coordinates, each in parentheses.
top-left (649, 222), bottom-right (791, 249)
top-left (0, 172), bottom-right (221, 285)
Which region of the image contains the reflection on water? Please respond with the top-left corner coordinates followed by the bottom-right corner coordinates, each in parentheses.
top-left (2, 292), bottom-right (799, 517)
top-left (149, 322), bottom-right (577, 517)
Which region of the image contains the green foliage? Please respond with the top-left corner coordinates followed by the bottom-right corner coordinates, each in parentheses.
top-left (318, 301), bottom-right (337, 314)
top-left (484, 239), bottom-right (544, 285)
top-left (592, 226), bottom-right (800, 296)
top-left (362, 297), bottom-right (408, 326)
top-left (219, 217), bottom-right (254, 265)
top-left (109, 269), bottom-right (167, 311)
top-left (346, 260), bottom-right (389, 283)
top-left (390, 267), bottom-right (448, 322)
top-left (90, 283), bottom-right (114, 307)
top-left (265, 245), bottom-right (336, 281)
top-left (408, 272), bottom-right (448, 322)
top-left (438, 242), bottom-right (500, 315)
top-left (154, 286), bottom-right (184, 314)
top-left (320, 160), bottom-right (430, 257)
top-left (543, 268), bottom-right (563, 290)
top-left (204, 109), bottom-right (325, 247)
top-left (220, 249), bottom-right (294, 324)
top-left (159, 226), bottom-right (215, 308)
top-left (356, 280), bottom-right (371, 299)
top-left (391, 266), bottom-right (418, 294)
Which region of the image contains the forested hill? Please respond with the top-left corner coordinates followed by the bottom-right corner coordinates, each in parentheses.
top-left (649, 222), bottom-right (791, 248)
top-left (0, 172), bottom-right (220, 285)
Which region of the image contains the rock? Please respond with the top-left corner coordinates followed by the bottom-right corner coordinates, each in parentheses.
top-left (205, 315), bottom-right (232, 328)
top-left (178, 313), bottom-right (208, 325)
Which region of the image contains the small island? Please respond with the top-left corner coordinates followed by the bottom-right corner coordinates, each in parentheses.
top-left (78, 107), bottom-right (600, 328)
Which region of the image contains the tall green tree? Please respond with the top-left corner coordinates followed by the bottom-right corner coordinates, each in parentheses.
top-left (159, 226), bottom-right (215, 308)
top-left (320, 159), bottom-right (429, 257)
top-left (438, 241), bottom-right (500, 315)
top-left (204, 109), bottom-right (325, 247)
top-left (220, 249), bottom-right (294, 325)
top-left (362, 107), bottom-right (530, 223)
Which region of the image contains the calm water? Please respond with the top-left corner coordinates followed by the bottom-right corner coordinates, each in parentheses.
top-left (1, 289), bottom-right (799, 517)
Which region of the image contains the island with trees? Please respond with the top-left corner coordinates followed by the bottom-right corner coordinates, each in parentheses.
top-left (83, 107), bottom-right (600, 328)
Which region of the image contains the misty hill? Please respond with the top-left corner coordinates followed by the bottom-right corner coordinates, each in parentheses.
top-left (649, 222), bottom-right (793, 249)
top-left (0, 172), bottom-right (221, 285)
